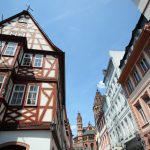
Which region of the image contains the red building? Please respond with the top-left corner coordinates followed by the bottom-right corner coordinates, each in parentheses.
top-left (0, 10), bottom-right (72, 150)
top-left (119, 15), bottom-right (150, 150)
top-left (93, 90), bottom-right (111, 150)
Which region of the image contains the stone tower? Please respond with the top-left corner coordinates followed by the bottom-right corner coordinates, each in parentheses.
top-left (77, 112), bottom-right (83, 147)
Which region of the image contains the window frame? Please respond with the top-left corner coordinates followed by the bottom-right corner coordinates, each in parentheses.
top-left (139, 57), bottom-right (149, 75)
top-left (126, 78), bottom-right (134, 94)
top-left (0, 41), bottom-right (5, 52)
top-left (26, 84), bottom-right (39, 106)
top-left (21, 53), bottom-right (33, 66)
top-left (33, 54), bottom-right (43, 67)
top-left (3, 42), bottom-right (17, 56)
top-left (0, 74), bottom-right (5, 91)
top-left (9, 84), bottom-right (26, 106)
top-left (132, 69), bottom-right (141, 85)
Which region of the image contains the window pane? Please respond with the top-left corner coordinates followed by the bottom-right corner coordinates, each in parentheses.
top-left (10, 85), bottom-right (25, 105)
top-left (4, 42), bottom-right (17, 56)
top-left (22, 53), bottom-right (32, 66)
top-left (34, 55), bottom-right (43, 67)
top-left (140, 58), bottom-right (149, 72)
top-left (27, 85), bottom-right (39, 105)
top-left (0, 75), bottom-right (5, 89)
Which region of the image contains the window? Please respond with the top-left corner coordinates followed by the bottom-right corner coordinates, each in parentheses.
top-left (5, 79), bottom-right (13, 102)
top-left (19, 16), bottom-right (28, 23)
top-left (140, 58), bottom-right (149, 73)
top-left (26, 85), bottom-right (39, 105)
top-left (143, 94), bottom-right (150, 108)
top-left (137, 105), bottom-right (148, 124)
top-left (127, 79), bottom-right (134, 93)
top-left (0, 41), bottom-right (5, 50)
top-left (0, 75), bottom-right (5, 90)
top-left (33, 54), bottom-right (43, 67)
top-left (4, 42), bottom-right (17, 56)
top-left (10, 84), bottom-right (25, 105)
top-left (133, 70), bottom-right (141, 84)
top-left (22, 53), bottom-right (32, 66)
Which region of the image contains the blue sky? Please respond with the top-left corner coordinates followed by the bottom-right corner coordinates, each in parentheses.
top-left (0, 0), bottom-right (140, 135)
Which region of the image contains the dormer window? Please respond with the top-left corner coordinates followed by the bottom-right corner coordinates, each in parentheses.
top-left (18, 16), bottom-right (28, 23)
top-left (22, 53), bottom-right (32, 66)
top-left (3, 42), bottom-right (17, 56)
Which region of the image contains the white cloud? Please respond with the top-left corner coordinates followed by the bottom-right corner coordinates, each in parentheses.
top-left (71, 125), bottom-right (77, 130)
top-left (97, 80), bottom-right (105, 89)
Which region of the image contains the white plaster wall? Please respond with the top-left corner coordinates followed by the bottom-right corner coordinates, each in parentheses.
top-left (104, 51), bottom-right (138, 150)
top-left (0, 130), bottom-right (54, 150)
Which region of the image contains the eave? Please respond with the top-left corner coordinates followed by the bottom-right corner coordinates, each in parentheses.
top-left (118, 25), bottom-right (150, 84)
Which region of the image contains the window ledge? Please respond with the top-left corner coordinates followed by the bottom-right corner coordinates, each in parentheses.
top-left (141, 122), bottom-right (149, 128)
top-left (2, 54), bottom-right (15, 57)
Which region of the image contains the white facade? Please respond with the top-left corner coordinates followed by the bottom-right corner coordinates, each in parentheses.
top-left (0, 131), bottom-right (58, 150)
top-left (131, 0), bottom-right (150, 20)
top-left (103, 51), bottom-right (138, 150)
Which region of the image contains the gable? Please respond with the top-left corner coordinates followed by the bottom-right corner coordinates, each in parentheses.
top-left (2, 12), bottom-right (55, 51)
top-left (87, 124), bottom-right (95, 131)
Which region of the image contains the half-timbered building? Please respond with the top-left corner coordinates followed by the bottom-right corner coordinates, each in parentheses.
top-left (0, 10), bottom-right (72, 150)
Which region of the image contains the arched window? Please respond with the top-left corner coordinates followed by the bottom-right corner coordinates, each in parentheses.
top-left (91, 143), bottom-right (94, 150)
top-left (0, 142), bottom-right (29, 150)
top-left (0, 145), bottom-right (26, 150)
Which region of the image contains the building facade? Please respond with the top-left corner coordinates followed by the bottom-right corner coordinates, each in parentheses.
top-left (131, 0), bottom-right (150, 20)
top-left (93, 90), bottom-right (111, 150)
top-left (119, 15), bottom-right (150, 150)
top-left (103, 51), bottom-right (140, 150)
top-left (0, 10), bottom-right (72, 150)
top-left (73, 113), bottom-right (97, 150)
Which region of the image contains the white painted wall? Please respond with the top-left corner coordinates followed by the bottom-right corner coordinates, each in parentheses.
top-left (104, 51), bottom-right (138, 150)
top-left (0, 130), bottom-right (57, 150)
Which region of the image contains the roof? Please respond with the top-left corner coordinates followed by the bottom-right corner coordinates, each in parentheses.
top-left (119, 14), bottom-right (148, 68)
top-left (0, 10), bottom-right (63, 52)
top-left (83, 130), bottom-right (95, 135)
top-left (0, 10), bottom-right (66, 105)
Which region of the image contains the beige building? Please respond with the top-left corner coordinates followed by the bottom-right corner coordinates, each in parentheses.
top-left (73, 113), bottom-right (97, 150)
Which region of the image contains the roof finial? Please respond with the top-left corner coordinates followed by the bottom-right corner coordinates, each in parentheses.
top-left (26, 4), bottom-right (33, 12)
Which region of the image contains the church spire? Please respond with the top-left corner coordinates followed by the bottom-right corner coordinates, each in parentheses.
top-left (77, 112), bottom-right (83, 137)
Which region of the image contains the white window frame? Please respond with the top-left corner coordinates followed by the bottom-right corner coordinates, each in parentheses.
top-left (26, 85), bottom-right (39, 106)
top-left (3, 42), bottom-right (17, 56)
top-left (0, 74), bottom-right (5, 91)
top-left (33, 54), bottom-right (43, 67)
top-left (21, 53), bottom-right (33, 66)
top-left (0, 41), bottom-right (5, 51)
top-left (9, 84), bottom-right (25, 106)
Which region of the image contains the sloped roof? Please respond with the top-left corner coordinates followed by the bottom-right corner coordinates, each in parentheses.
top-left (0, 10), bottom-right (63, 52)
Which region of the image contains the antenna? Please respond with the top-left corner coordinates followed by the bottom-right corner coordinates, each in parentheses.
top-left (0, 14), bottom-right (3, 59)
top-left (26, 4), bottom-right (33, 12)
